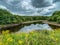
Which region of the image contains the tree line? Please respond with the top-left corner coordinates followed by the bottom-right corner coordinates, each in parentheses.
top-left (0, 9), bottom-right (48, 25)
top-left (0, 9), bottom-right (60, 25)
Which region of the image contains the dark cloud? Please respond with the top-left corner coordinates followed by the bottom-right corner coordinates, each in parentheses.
top-left (31, 0), bottom-right (52, 8)
top-left (53, 0), bottom-right (60, 3)
top-left (0, 0), bottom-right (22, 13)
top-left (0, 0), bottom-right (60, 16)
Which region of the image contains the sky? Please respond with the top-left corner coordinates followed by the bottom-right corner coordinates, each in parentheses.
top-left (0, 0), bottom-right (60, 16)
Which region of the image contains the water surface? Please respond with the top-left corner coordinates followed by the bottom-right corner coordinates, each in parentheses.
top-left (18, 24), bottom-right (52, 33)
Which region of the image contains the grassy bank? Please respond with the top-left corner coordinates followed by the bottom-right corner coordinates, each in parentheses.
top-left (0, 29), bottom-right (60, 45)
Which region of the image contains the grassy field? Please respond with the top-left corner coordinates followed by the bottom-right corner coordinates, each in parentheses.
top-left (0, 29), bottom-right (60, 45)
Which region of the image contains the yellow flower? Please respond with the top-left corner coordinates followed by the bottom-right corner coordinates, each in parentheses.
top-left (18, 40), bottom-right (23, 44)
top-left (2, 30), bottom-right (10, 35)
top-left (6, 30), bottom-right (10, 33)
top-left (2, 31), bottom-right (5, 34)
top-left (25, 34), bottom-right (29, 37)
top-left (7, 37), bottom-right (13, 42)
top-left (55, 38), bottom-right (58, 41)
top-left (51, 36), bottom-right (55, 39)
top-left (0, 42), bottom-right (3, 45)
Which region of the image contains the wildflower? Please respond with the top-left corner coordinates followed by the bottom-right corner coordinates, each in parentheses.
top-left (5, 30), bottom-right (10, 33)
top-left (18, 40), bottom-right (23, 44)
top-left (7, 37), bottom-right (13, 42)
top-left (51, 36), bottom-right (55, 40)
top-left (2, 30), bottom-right (10, 35)
top-left (0, 42), bottom-right (3, 45)
top-left (55, 38), bottom-right (58, 41)
top-left (25, 34), bottom-right (29, 37)
top-left (2, 31), bottom-right (5, 34)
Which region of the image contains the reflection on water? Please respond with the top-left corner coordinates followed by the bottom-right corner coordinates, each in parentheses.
top-left (18, 24), bottom-right (52, 33)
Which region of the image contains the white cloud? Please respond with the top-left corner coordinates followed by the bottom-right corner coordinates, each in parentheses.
top-left (0, 5), bottom-right (7, 9)
top-left (47, 4), bottom-right (56, 9)
top-left (20, 0), bottom-right (56, 16)
top-left (54, 2), bottom-right (60, 10)
top-left (21, 0), bottom-right (34, 10)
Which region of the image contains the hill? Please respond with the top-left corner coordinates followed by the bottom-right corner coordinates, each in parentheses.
top-left (48, 11), bottom-right (60, 23)
top-left (0, 9), bottom-right (47, 25)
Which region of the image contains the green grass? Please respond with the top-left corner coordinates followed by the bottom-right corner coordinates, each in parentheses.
top-left (0, 29), bottom-right (60, 45)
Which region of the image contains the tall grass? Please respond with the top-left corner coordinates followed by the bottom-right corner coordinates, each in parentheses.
top-left (0, 29), bottom-right (60, 45)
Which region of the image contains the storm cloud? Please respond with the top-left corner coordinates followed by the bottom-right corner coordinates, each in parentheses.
top-left (0, 0), bottom-right (60, 16)
top-left (31, 0), bottom-right (53, 8)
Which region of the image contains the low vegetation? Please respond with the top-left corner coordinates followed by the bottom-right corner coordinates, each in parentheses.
top-left (0, 29), bottom-right (60, 45)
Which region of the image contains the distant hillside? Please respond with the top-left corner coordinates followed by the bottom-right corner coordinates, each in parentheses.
top-left (48, 11), bottom-right (60, 23)
top-left (0, 9), bottom-right (20, 24)
top-left (0, 9), bottom-right (48, 25)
